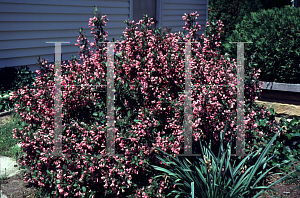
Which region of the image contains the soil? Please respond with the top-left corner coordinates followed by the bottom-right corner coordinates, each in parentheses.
top-left (0, 113), bottom-right (299, 197)
top-left (1, 170), bottom-right (38, 198)
top-left (256, 161), bottom-right (300, 198)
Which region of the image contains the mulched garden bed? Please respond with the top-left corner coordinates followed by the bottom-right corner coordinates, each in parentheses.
top-left (1, 170), bottom-right (38, 198)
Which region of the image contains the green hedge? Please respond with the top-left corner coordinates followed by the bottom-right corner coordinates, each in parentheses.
top-left (207, 1), bottom-right (298, 84)
top-left (221, 5), bottom-right (300, 84)
top-left (207, 0), bottom-right (265, 56)
top-left (207, 0), bottom-right (293, 59)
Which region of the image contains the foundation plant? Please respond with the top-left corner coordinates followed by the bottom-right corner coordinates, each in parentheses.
top-left (9, 6), bottom-right (290, 197)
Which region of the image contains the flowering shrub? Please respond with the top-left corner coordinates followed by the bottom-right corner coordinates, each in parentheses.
top-left (9, 6), bottom-right (282, 197)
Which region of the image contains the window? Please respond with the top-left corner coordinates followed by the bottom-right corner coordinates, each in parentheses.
top-left (130, 0), bottom-right (157, 29)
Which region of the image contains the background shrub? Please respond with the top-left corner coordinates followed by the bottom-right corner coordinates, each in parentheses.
top-left (221, 5), bottom-right (300, 84)
top-left (207, 0), bottom-right (293, 62)
top-left (0, 66), bottom-right (36, 113)
top-left (207, 0), bottom-right (265, 57)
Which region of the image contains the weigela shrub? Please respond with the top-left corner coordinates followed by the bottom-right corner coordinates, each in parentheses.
top-left (9, 7), bottom-right (281, 197)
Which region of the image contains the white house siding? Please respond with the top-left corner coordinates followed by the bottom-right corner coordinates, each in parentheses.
top-left (0, 0), bottom-right (130, 73)
top-left (157, 0), bottom-right (208, 36)
top-left (0, 0), bottom-right (208, 75)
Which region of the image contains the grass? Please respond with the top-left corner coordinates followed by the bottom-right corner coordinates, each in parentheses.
top-left (0, 168), bottom-right (8, 185)
top-left (0, 113), bottom-right (21, 187)
top-left (0, 112), bottom-right (22, 161)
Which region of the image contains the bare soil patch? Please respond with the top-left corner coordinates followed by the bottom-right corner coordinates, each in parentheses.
top-left (1, 170), bottom-right (38, 198)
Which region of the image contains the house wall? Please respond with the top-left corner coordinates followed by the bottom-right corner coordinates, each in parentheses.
top-left (131, 0), bottom-right (208, 36)
top-left (0, 0), bottom-right (131, 74)
top-left (0, 0), bottom-right (208, 76)
top-left (157, 0), bottom-right (208, 36)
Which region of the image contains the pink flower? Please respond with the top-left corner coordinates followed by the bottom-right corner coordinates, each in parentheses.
top-left (90, 42), bottom-right (95, 47)
top-left (59, 188), bottom-right (64, 193)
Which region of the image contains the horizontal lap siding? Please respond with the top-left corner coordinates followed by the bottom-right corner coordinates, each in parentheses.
top-left (161, 0), bottom-right (208, 36)
top-left (0, 0), bottom-right (130, 73)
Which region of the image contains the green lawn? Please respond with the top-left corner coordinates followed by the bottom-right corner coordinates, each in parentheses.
top-left (0, 112), bottom-right (22, 161)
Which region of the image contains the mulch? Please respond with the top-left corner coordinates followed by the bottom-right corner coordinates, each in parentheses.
top-left (1, 170), bottom-right (38, 198)
top-left (256, 161), bottom-right (300, 198)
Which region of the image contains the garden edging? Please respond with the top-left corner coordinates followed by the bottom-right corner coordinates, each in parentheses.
top-left (256, 81), bottom-right (300, 122)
